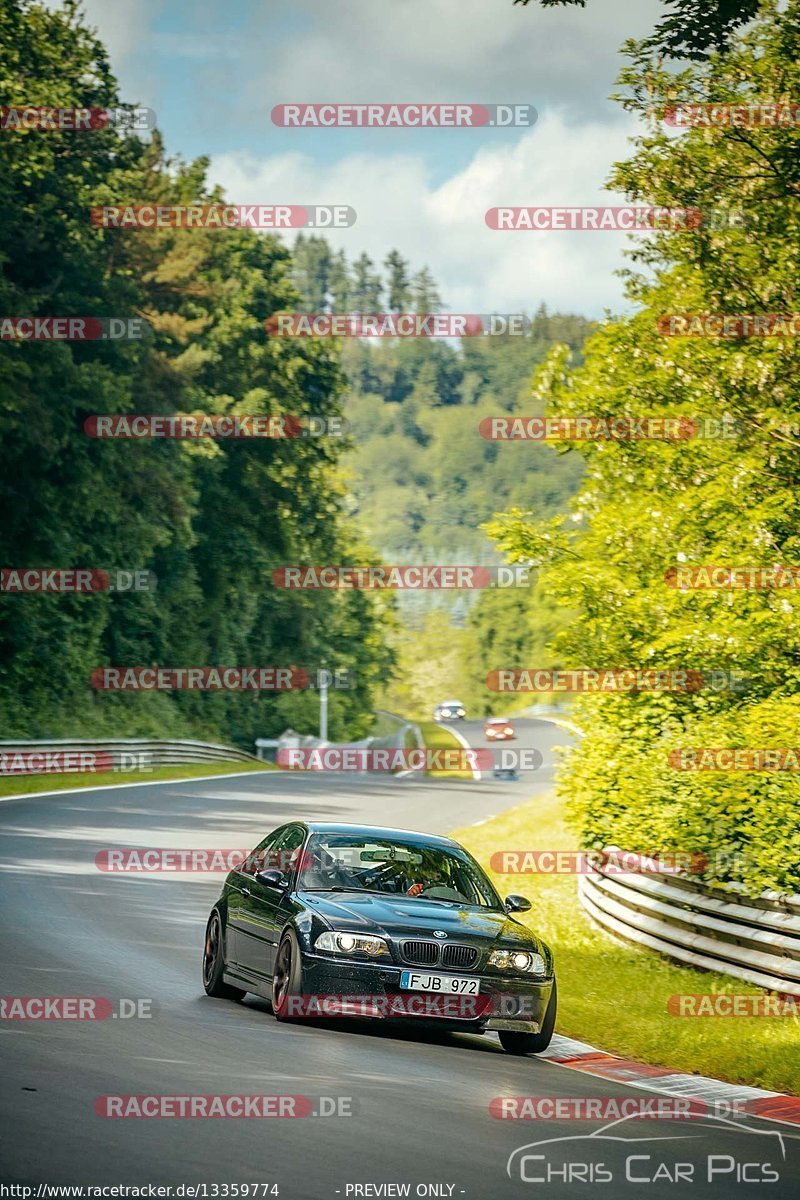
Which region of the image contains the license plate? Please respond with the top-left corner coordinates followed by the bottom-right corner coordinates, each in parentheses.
top-left (399, 970), bottom-right (479, 995)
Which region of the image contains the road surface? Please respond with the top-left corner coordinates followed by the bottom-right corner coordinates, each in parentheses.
top-left (1, 718), bottom-right (796, 1196)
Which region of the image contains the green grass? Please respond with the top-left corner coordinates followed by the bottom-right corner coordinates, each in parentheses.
top-left (0, 760), bottom-right (274, 799)
top-left (417, 720), bottom-right (475, 779)
top-left (455, 791), bottom-right (800, 1095)
top-left (371, 711), bottom-right (410, 740)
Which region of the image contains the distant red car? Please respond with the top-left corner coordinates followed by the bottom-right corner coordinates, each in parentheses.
top-left (484, 717), bottom-right (515, 741)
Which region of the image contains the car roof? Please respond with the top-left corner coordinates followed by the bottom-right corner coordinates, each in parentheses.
top-left (438, 700), bottom-right (464, 706)
top-left (303, 821), bottom-right (459, 846)
top-left (486, 716), bottom-right (511, 723)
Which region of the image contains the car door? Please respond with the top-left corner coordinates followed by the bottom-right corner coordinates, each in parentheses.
top-left (226, 828), bottom-right (284, 968)
top-left (236, 824), bottom-right (307, 983)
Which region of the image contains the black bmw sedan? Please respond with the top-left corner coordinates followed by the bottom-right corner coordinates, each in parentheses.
top-left (202, 821), bottom-right (556, 1055)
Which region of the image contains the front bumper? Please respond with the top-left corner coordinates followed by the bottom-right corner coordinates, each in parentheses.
top-left (299, 952), bottom-right (553, 1032)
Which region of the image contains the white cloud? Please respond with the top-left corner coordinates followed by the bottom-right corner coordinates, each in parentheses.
top-left (210, 111), bottom-right (641, 316)
top-left (68, 0), bottom-right (663, 130)
top-left (56, 0), bottom-right (658, 313)
top-left (239, 0), bottom-right (663, 121)
top-left (73, 0), bottom-right (162, 70)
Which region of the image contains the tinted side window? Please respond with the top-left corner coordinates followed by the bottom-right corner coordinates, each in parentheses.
top-left (240, 828), bottom-right (284, 877)
top-left (272, 825), bottom-right (307, 876)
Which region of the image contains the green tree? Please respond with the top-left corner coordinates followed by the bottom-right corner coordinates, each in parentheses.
top-left (328, 248), bottom-right (352, 311)
top-left (290, 234), bottom-right (332, 312)
top-left (488, 0), bottom-right (800, 894)
top-left (384, 249), bottom-right (411, 312)
top-left (379, 610), bottom-right (475, 720)
top-left (514, 0), bottom-right (762, 60)
top-left (410, 267), bottom-right (442, 313)
top-left (351, 253), bottom-right (383, 311)
top-left (0, 0), bottom-right (394, 746)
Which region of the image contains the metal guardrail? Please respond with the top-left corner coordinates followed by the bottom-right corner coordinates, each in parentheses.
top-left (579, 850), bottom-right (800, 997)
top-left (0, 737), bottom-right (259, 773)
top-left (276, 711), bottom-right (421, 771)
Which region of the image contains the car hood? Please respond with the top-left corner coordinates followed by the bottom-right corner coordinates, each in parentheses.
top-left (300, 890), bottom-right (542, 951)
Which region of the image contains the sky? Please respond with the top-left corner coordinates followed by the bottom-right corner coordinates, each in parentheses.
top-left (73, 0), bottom-right (666, 318)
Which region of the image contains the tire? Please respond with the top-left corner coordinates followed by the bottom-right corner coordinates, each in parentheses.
top-left (272, 928), bottom-right (304, 1021)
top-left (202, 909), bottom-right (245, 1001)
top-left (499, 979), bottom-right (557, 1056)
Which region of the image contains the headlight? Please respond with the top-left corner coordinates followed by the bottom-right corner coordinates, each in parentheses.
top-left (488, 949), bottom-right (546, 975)
top-left (315, 932), bottom-right (389, 956)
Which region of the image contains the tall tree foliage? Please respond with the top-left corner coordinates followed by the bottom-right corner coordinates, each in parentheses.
top-left (0, 0), bottom-right (393, 744)
top-left (489, 0), bottom-right (800, 893)
top-left (514, 0), bottom-right (762, 60)
top-left (384, 250), bottom-right (412, 312)
top-left (350, 253), bottom-right (383, 312)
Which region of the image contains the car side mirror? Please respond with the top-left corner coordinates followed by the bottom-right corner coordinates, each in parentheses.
top-left (505, 894), bottom-right (531, 913)
top-left (256, 868), bottom-right (287, 889)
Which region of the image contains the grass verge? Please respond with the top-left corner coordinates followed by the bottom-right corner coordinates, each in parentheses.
top-left (0, 760), bottom-right (274, 799)
top-left (416, 720), bottom-right (475, 779)
top-left (455, 790), bottom-right (800, 1096)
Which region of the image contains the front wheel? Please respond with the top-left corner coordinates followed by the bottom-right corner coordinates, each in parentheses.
top-left (202, 910), bottom-right (245, 1001)
top-left (272, 928), bottom-right (304, 1021)
top-left (499, 979), bottom-right (557, 1056)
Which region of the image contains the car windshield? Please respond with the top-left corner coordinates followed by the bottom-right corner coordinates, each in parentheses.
top-left (298, 834), bottom-right (502, 908)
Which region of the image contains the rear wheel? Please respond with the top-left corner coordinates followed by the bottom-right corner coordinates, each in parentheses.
top-left (202, 910), bottom-right (245, 1001)
top-left (499, 979), bottom-right (557, 1056)
top-left (272, 928), bottom-right (303, 1021)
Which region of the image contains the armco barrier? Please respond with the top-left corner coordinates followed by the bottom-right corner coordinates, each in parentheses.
top-left (578, 850), bottom-right (800, 996)
top-left (0, 737), bottom-right (259, 773)
top-left (277, 710), bottom-right (421, 771)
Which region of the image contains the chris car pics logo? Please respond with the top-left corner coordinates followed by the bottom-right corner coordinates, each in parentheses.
top-left (506, 1114), bottom-right (785, 1185)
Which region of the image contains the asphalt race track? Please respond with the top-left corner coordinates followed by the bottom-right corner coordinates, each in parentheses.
top-left (1, 718), bottom-right (797, 1197)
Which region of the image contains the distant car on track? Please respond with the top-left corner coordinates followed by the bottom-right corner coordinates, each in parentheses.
top-left (203, 821), bottom-right (557, 1055)
top-left (484, 717), bottom-right (516, 741)
top-left (433, 700), bottom-right (466, 720)
top-left (492, 765), bottom-right (520, 781)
